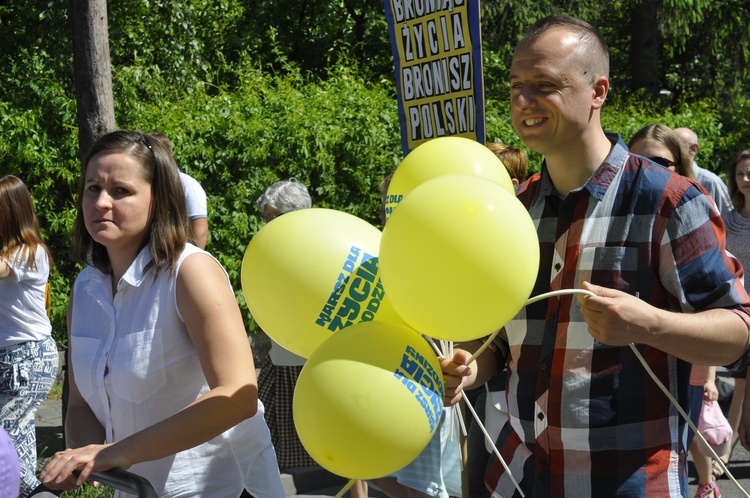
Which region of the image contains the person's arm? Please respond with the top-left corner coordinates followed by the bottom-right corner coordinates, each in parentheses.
top-left (190, 217), bottom-right (208, 249)
top-left (42, 253), bottom-right (258, 485)
top-left (112, 252), bottom-right (257, 460)
top-left (704, 366), bottom-right (718, 402)
top-left (64, 291), bottom-right (106, 449)
top-left (181, 173), bottom-right (209, 248)
top-left (0, 259), bottom-right (11, 278)
top-left (578, 281), bottom-right (749, 366)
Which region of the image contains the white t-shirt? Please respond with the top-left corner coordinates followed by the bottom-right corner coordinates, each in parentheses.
top-left (693, 162), bottom-right (732, 214)
top-left (70, 245), bottom-right (285, 498)
top-left (179, 173), bottom-right (208, 220)
top-left (0, 246), bottom-right (52, 347)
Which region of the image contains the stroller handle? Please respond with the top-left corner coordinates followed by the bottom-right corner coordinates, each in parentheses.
top-left (89, 468), bottom-right (159, 498)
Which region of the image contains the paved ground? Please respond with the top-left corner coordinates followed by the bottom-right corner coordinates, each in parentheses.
top-left (33, 357), bottom-right (750, 497)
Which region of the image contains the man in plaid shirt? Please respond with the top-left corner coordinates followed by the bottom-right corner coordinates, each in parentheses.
top-left (442, 15), bottom-right (750, 498)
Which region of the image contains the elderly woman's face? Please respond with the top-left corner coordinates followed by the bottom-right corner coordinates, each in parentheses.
top-left (261, 204), bottom-right (282, 223)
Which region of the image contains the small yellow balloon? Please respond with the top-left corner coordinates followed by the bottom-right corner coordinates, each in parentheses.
top-left (241, 208), bottom-right (405, 358)
top-left (293, 320), bottom-right (444, 479)
top-left (385, 136), bottom-right (514, 220)
top-left (379, 174), bottom-right (539, 341)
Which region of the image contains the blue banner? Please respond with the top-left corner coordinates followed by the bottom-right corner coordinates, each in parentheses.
top-left (384, 0), bottom-right (486, 155)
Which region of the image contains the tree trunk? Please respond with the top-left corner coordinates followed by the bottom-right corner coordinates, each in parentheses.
top-left (630, 0), bottom-right (660, 100)
top-left (69, 0), bottom-right (115, 164)
top-left (63, 0), bottom-right (115, 437)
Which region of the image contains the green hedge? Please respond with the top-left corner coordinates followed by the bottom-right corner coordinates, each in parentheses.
top-left (1, 56), bottom-right (404, 342)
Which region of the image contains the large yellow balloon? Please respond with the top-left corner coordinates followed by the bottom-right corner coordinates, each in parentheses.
top-left (241, 208), bottom-right (404, 358)
top-left (293, 320), bottom-right (444, 479)
top-left (385, 136), bottom-right (514, 221)
top-left (379, 174), bottom-right (539, 342)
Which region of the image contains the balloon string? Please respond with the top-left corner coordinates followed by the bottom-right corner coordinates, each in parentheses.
top-left (628, 343), bottom-right (749, 497)
top-left (466, 289), bottom-right (597, 365)
top-left (333, 478), bottom-right (356, 498)
top-left (461, 390), bottom-right (525, 497)
top-left (430, 338), bottom-right (523, 496)
top-left (428, 337), bottom-right (443, 358)
top-left (466, 329), bottom-right (501, 365)
top-left (524, 288), bottom-right (596, 305)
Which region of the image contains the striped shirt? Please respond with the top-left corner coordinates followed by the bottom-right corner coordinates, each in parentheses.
top-left (486, 134), bottom-right (750, 498)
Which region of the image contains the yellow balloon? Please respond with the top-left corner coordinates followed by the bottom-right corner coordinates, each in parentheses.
top-left (379, 174), bottom-right (539, 341)
top-left (241, 208), bottom-right (405, 358)
top-left (293, 320), bottom-right (444, 479)
top-left (385, 136), bottom-right (514, 221)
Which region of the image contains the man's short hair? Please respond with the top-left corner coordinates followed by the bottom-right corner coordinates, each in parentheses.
top-left (519, 14), bottom-right (609, 82)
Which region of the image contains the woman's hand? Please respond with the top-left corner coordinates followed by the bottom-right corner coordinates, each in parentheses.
top-left (39, 443), bottom-right (125, 490)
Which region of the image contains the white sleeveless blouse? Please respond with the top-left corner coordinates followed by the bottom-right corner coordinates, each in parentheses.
top-left (70, 244), bottom-right (284, 497)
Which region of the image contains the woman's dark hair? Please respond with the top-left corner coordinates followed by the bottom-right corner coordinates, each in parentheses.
top-left (72, 130), bottom-right (189, 276)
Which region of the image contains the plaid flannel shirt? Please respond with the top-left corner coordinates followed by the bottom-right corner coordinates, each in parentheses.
top-left (486, 134), bottom-right (750, 498)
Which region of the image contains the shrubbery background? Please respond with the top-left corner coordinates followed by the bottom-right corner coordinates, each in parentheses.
top-left (2, 1), bottom-right (749, 346)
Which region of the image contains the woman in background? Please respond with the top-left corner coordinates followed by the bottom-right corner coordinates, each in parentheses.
top-left (255, 179), bottom-right (317, 470)
top-left (628, 124), bottom-right (694, 179)
top-left (721, 149), bottom-right (750, 479)
top-left (256, 178), bottom-right (369, 498)
top-left (630, 125), bottom-right (720, 498)
top-left (0, 175), bottom-right (58, 497)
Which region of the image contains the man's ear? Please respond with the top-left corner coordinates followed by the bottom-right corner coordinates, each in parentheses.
top-left (592, 75), bottom-right (609, 110)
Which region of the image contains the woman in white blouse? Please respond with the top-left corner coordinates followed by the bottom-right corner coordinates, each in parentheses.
top-left (40, 131), bottom-right (285, 498)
